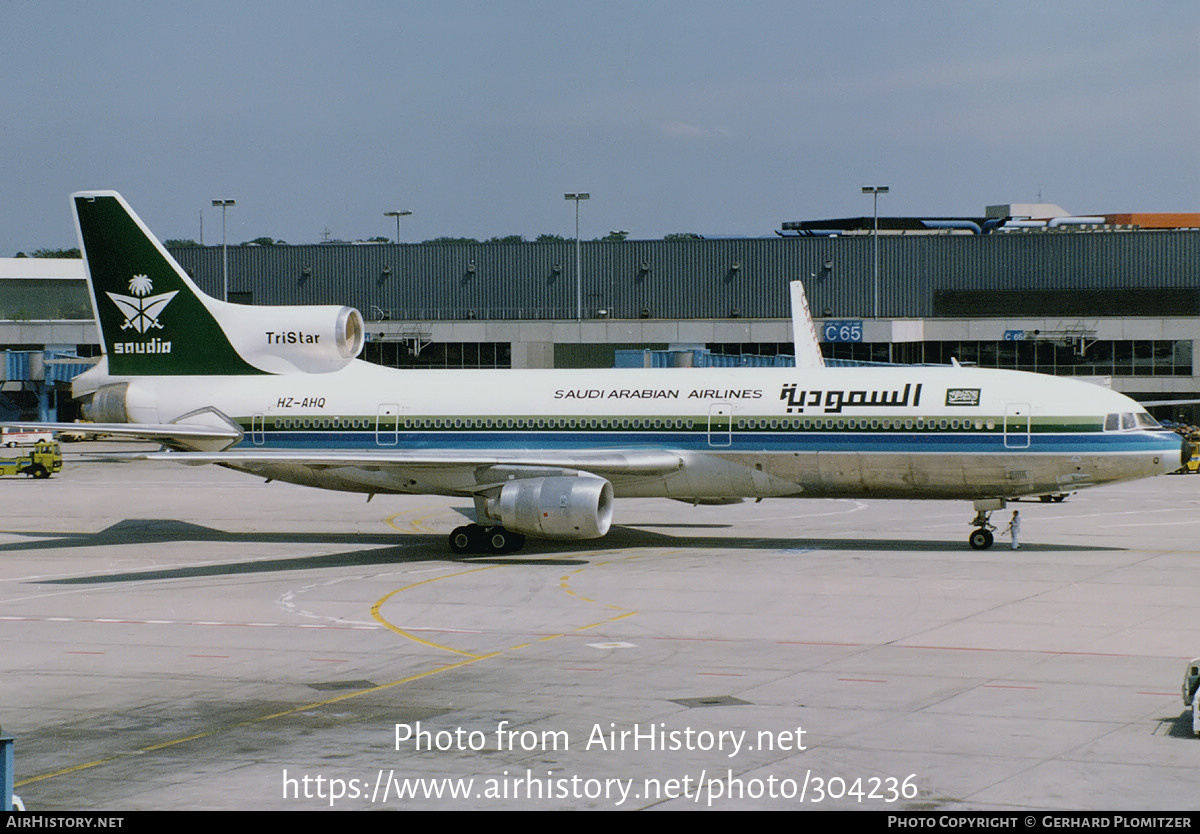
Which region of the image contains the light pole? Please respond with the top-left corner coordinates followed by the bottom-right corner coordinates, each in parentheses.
top-left (861, 186), bottom-right (888, 318)
top-left (564, 192), bottom-right (589, 320)
top-left (384, 210), bottom-right (412, 244)
top-left (212, 199), bottom-right (236, 301)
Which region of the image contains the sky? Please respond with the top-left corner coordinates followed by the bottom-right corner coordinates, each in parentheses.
top-left (3, 1), bottom-right (1197, 253)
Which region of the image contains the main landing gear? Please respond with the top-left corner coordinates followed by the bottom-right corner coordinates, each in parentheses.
top-left (968, 498), bottom-right (1005, 550)
top-left (448, 524), bottom-right (526, 555)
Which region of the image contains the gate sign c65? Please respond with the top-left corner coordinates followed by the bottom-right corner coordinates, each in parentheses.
top-left (823, 320), bottom-right (863, 342)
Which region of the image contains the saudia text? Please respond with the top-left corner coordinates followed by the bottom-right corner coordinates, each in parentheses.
top-left (780, 383), bottom-right (923, 414)
top-left (113, 338), bottom-right (171, 354)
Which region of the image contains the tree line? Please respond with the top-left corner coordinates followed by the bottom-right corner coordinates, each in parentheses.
top-left (12, 232), bottom-right (704, 257)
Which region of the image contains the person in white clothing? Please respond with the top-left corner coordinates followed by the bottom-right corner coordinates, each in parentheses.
top-left (1004, 510), bottom-right (1021, 550)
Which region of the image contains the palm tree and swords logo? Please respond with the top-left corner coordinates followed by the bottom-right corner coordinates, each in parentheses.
top-left (106, 274), bottom-right (179, 334)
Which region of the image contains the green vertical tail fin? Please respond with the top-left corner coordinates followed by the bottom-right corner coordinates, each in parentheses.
top-left (73, 191), bottom-right (264, 376)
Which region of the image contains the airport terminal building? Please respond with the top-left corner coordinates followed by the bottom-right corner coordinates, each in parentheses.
top-left (3, 203), bottom-right (1199, 422)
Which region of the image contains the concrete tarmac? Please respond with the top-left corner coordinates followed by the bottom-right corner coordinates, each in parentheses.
top-left (2, 444), bottom-right (1198, 811)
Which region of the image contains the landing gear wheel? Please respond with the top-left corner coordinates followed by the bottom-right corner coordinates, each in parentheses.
top-left (448, 526), bottom-right (475, 555)
top-left (968, 528), bottom-right (994, 550)
top-left (447, 524), bottom-right (527, 555)
top-left (483, 528), bottom-right (508, 554)
top-left (483, 527), bottom-right (525, 554)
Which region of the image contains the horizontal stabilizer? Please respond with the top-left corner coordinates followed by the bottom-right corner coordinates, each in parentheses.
top-left (0, 418), bottom-right (242, 453)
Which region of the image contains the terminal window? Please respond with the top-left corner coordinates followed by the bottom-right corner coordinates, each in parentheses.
top-left (822, 339), bottom-right (1192, 377)
top-left (362, 340), bottom-right (512, 369)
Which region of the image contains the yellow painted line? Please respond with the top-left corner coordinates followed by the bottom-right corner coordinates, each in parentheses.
top-left (383, 507), bottom-right (449, 535)
top-left (20, 542), bottom-right (660, 788)
top-left (16, 756), bottom-right (122, 785)
top-left (554, 549), bottom-right (677, 615)
top-left (370, 566), bottom-right (499, 658)
top-left (143, 732), bottom-right (209, 751)
top-left (530, 611), bottom-right (635, 645)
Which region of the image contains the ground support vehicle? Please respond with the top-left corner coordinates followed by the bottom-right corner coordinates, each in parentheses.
top-left (0, 441), bottom-right (62, 478)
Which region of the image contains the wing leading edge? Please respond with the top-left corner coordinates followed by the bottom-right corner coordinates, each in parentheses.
top-left (106, 447), bottom-right (685, 476)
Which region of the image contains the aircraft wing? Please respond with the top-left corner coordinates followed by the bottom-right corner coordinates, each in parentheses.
top-left (105, 447), bottom-right (686, 477)
top-left (3, 416), bottom-right (684, 484)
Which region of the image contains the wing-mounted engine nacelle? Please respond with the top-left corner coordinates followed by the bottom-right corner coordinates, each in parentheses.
top-left (492, 476), bottom-right (614, 539)
top-left (213, 302), bottom-right (364, 374)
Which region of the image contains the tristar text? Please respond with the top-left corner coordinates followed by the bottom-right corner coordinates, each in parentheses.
top-left (266, 331), bottom-right (321, 344)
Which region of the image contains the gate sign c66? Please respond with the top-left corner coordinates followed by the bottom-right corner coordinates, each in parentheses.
top-left (823, 320), bottom-right (863, 342)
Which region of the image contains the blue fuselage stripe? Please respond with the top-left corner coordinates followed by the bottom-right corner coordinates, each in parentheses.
top-left (235, 429), bottom-right (1182, 456)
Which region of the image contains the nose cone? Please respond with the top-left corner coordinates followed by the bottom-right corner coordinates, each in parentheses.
top-left (1137, 430), bottom-right (1187, 477)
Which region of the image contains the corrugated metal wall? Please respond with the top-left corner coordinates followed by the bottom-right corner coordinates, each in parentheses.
top-left (169, 231), bottom-right (1200, 321)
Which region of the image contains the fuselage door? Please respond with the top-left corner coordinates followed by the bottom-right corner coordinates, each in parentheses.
top-left (376, 403), bottom-right (400, 446)
top-left (1004, 403), bottom-right (1031, 449)
top-left (251, 413), bottom-right (266, 446)
top-left (708, 403), bottom-right (732, 447)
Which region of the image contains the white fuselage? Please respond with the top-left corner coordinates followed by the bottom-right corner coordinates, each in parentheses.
top-left (79, 359), bottom-right (1183, 502)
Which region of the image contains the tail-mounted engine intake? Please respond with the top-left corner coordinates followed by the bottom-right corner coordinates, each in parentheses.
top-left (491, 476), bottom-right (614, 539)
top-left (215, 303), bottom-right (364, 374)
top-left (80, 382), bottom-right (131, 423)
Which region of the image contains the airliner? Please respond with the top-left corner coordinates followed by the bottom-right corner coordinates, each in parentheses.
top-left (8, 191), bottom-right (1184, 554)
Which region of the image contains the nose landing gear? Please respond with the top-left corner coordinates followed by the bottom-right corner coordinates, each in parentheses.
top-left (968, 525), bottom-right (994, 550)
top-left (968, 499), bottom-right (1005, 550)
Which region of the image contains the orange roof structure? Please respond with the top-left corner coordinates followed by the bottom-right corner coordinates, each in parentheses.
top-left (1102, 213), bottom-right (1200, 229)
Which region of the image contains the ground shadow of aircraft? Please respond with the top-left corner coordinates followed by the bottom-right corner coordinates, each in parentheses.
top-left (4, 519), bottom-right (587, 584)
top-left (2, 514), bottom-right (1124, 585)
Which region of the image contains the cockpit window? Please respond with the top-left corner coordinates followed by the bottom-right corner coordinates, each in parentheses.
top-left (1107, 412), bottom-right (1159, 431)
